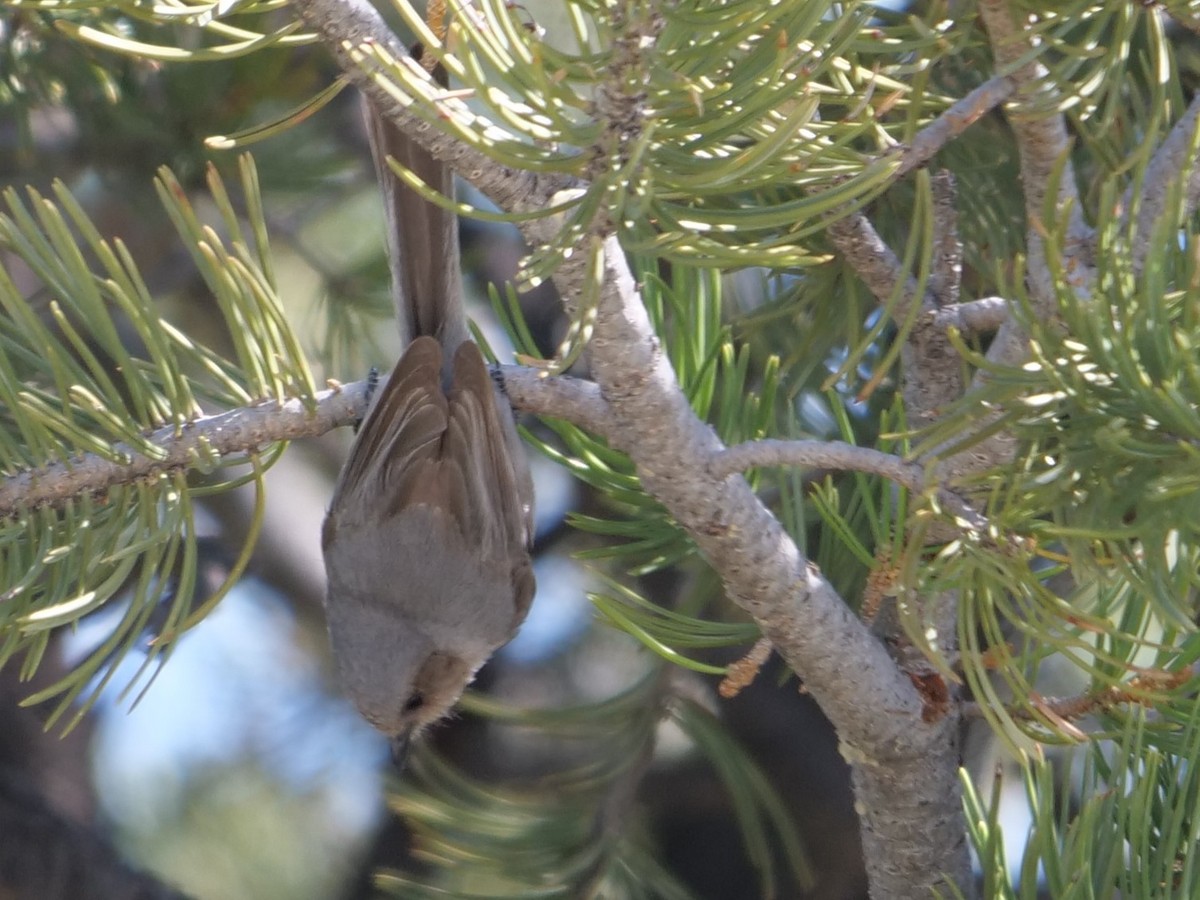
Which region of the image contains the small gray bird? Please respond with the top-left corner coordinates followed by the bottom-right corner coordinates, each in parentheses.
top-left (321, 96), bottom-right (535, 761)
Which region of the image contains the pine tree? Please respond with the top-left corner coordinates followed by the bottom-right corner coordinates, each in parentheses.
top-left (4, 2), bottom-right (1200, 898)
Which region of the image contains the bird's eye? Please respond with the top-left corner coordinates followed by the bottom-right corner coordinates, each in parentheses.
top-left (403, 693), bottom-right (425, 714)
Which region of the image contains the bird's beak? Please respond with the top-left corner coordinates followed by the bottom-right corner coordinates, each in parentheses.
top-left (389, 728), bottom-right (413, 771)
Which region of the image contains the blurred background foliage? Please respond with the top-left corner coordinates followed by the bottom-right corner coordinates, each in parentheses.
top-left (4, 1), bottom-right (1200, 899)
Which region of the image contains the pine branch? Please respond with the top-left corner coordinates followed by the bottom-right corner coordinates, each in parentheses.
top-left (929, 171), bottom-right (964, 309)
top-left (921, 4), bottom-right (1098, 486)
top-left (978, 0), bottom-right (1093, 369)
top-left (499, 365), bottom-right (610, 434)
top-left (0, 369), bottom-right (603, 518)
top-left (0, 384), bottom-right (361, 519)
top-left (587, 227), bottom-right (971, 896)
top-left (711, 439), bottom-right (988, 534)
top-left (932, 296), bottom-right (1010, 334)
top-left (895, 74), bottom-right (1016, 180)
top-left (825, 208), bottom-right (923, 311)
top-left (1129, 92), bottom-right (1200, 276)
top-left (580, 0), bottom-right (924, 760)
top-left (825, 204), bottom-right (967, 423)
top-left (817, 78), bottom-right (1023, 423)
top-left (22, 5), bottom-right (1200, 895)
top-left (824, 70), bottom-right (1015, 322)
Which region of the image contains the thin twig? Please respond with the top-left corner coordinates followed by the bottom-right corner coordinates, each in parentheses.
top-left (906, 171), bottom-right (969, 421)
top-left (711, 438), bottom-right (989, 534)
top-left (963, 667), bottom-right (1194, 725)
top-left (895, 74), bottom-right (1016, 180)
top-left (1014, 667), bottom-right (1191, 727)
top-left (826, 72), bottom-right (1013, 314)
top-left (294, 0), bottom-right (602, 318)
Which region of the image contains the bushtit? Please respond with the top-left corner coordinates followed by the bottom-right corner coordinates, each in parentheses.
top-left (321, 96), bottom-right (535, 761)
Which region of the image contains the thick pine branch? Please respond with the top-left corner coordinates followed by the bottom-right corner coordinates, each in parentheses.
top-left (283, 1), bottom-right (994, 896)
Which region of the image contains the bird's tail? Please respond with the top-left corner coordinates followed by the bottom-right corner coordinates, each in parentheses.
top-left (363, 96), bottom-right (470, 360)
